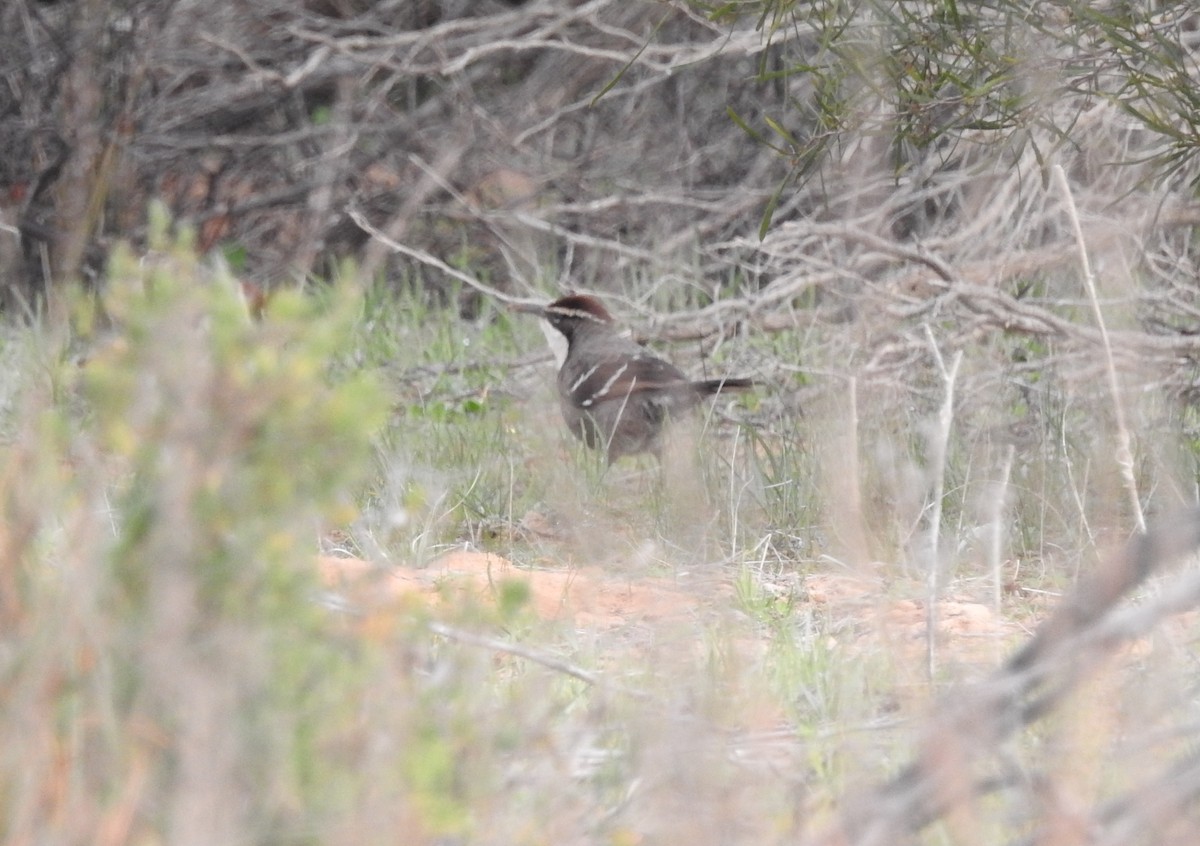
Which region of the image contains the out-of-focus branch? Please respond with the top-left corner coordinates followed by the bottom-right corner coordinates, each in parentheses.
top-left (813, 508), bottom-right (1200, 846)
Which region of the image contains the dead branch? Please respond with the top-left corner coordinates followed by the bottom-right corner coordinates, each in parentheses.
top-left (812, 508), bottom-right (1200, 846)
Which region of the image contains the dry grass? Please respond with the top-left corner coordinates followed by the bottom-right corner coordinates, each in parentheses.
top-left (6, 6), bottom-right (1200, 843)
top-left (4, 205), bottom-right (1199, 844)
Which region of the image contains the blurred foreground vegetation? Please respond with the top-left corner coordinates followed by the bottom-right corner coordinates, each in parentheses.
top-left (1, 206), bottom-right (1199, 845)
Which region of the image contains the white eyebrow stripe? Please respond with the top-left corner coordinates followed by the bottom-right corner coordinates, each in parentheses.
top-left (546, 307), bottom-right (607, 323)
top-left (570, 364), bottom-right (600, 394)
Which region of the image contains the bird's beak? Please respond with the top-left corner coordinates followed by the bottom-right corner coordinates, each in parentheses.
top-left (510, 300), bottom-right (568, 368)
top-left (508, 300), bottom-right (547, 316)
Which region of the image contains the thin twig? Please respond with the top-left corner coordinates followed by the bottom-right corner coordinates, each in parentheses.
top-left (353, 143), bottom-right (469, 284)
top-left (427, 620), bottom-right (649, 698)
top-left (922, 326), bottom-right (963, 684)
top-left (1055, 165), bottom-right (1142, 531)
top-left (989, 444), bottom-right (1015, 616)
top-left (348, 205), bottom-right (520, 305)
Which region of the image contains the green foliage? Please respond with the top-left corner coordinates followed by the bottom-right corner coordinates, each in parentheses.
top-left (697, 0), bottom-right (1200, 231)
top-left (402, 723), bottom-right (473, 835)
top-left (0, 211), bottom-right (390, 842)
top-left (2, 217), bottom-right (1176, 844)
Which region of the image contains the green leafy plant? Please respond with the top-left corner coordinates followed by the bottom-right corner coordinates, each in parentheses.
top-left (698, 0), bottom-right (1200, 232)
top-left (0, 206), bottom-right (389, 842)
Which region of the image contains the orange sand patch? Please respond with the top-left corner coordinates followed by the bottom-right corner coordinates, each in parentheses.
top-left (800, 571), bottom-right (1018, 670)
top-left (804, 572), bottom-right (1009, 634)
top-left (319, 555), bottom-right (1017, 665)
top-left (318, 550), bottom-right (701, 629)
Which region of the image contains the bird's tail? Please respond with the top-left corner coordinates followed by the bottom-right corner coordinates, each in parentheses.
top-left (694, 377), bottom-right (755, 395)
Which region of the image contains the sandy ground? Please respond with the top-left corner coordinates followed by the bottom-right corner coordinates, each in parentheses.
top-left (317, 547), bottom-right (1022, 672)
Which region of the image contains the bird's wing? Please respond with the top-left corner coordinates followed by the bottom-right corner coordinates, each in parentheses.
top-left (564, 352), bottom-right (687, 409)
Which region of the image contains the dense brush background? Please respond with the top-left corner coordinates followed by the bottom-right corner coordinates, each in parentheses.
top-left (3, 1), bottom-right (1200, 843)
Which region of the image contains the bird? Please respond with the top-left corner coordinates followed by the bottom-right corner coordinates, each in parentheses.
top-left (513, 293), bottom-right (754, 463)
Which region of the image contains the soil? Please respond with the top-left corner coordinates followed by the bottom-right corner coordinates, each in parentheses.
top-left (317, 547), bottom-right (1026, 674)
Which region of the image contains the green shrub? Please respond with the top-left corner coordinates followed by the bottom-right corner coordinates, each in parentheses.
top-left (0, 209), bottom-right (388, 843)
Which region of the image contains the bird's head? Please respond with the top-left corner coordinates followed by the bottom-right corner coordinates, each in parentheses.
top-left (511, 294), bottom-right (615, 365)
top-left (513, 294), bottom-right (612, 332)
